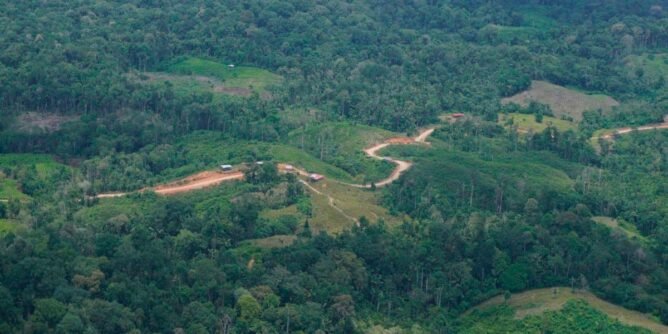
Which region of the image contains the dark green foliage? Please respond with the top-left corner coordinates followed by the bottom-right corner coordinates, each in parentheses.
top-left (1, 0), bottom-right (668, 333)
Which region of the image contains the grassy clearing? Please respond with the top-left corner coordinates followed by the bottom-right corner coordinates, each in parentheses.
top-left (466, 287), bottom-right (666, 333)
top-left (166, 57), bottom-right (282, 93)
top-left (0, 177), bottom-right (30, 200)
top-left (0, 153), bottom-right (64, 173)
top-left (499, 112), bottom-right (576, 133)
top-left (311, 180), bottom-right (403, 229)
top-left (592, 216), bottom-right (646, 242)
top-left (305, 183), bottom-right (357, 234)
top-left (140, 72), bottom-right (223, 97)
top-left (502, 81), bottom-right (619, 121)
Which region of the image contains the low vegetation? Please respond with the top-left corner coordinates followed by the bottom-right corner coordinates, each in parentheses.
top-left (464, 288), bottom-right (666, 333)
top-left (165, 57), bottom-right (283, 95)
top-left (499, 112), bottom-right (577, 133)
top-left (461, 299), bottom-right (655, 333)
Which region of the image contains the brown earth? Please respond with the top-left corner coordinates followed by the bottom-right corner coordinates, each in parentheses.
top-left (16, 112), bottom-right (78, 133)
top-left (153, 171), bottom-right (244, 195)
top-left (594, 122), bottom-right (668, 141)
top-left (502, 81), bottom-right (619, 122)
top-left (96, 170), bottom-right (243, 198)
top-left (96, 128), bottom-right (436, 199)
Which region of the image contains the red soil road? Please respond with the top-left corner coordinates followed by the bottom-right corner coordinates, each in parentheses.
top-left (152, 171), bottom-right (244, 195)
top-left (95, 171), bottom-right (244, 198)
top-left (96, 128), bottom-right (436, 198)
top-left (595, 122), bottom-right (668, 140)
top-left (348, 127), bottom-right (435, 189)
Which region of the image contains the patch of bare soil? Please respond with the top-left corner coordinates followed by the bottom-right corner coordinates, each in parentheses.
top-left (16, 112), bottom-right (78, 133)
top-left (213, 86), bottom-right (252, 96)
top-left (152, 171), bottom-right (244, 195)
top-left (385, 137), bottom-right (414, 144)
top-left (96, 170), bottom-right (244, 198)
top-left (502, 81), bottom-right (619, 121)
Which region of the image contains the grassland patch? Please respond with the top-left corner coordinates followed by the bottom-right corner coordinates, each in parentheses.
top-left (502, 81), bottom-right (619, 121)
top-left (0, 154), bottom-right (68, 200)
top-left (499, 112), bottom-right (576, 133)
top-left (164, 57), bottom-right (282, 96)
top-left (0, 177), bottom-right (30, 200)
top-left (465, 287), bottom-right (666, 333)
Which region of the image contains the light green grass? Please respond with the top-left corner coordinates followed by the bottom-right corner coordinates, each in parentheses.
top-left (0, 178), bottom-right (30, 200)
top-left (465, 287), bottom-right (666, 333)
top-left (166, 57), bottom-right (282, 92)
top-left (499, 112), bottom-right (577, 133)
top-left (308, 179), bottom-right (403, 233)
top-left (0, 154), bottom-right (67, 200)
top-left (0, 153), bottom-right (64, 175)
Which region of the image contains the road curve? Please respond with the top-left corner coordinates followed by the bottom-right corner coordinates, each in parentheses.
top-left (95, 128), bottom-right (436, 198)
top-left (346, 127), bottom-right (435, 189)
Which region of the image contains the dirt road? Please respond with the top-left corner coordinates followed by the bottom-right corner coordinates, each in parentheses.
top-left (153, 171), bottom-right (244, 195)
top-left (95, 171), bottom-right (243, 198)
top-left (96, 127), bottom-right (435, 199)
top-left (348, 127), bottom-right (435, 188)
top-left (594, 122), bottom-right (668, 140)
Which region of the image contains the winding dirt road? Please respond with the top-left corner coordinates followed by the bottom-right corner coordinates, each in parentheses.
top-left (347, 127), bottom-right (434, 188)
top-left (95, 128), bottom-right (435, 198)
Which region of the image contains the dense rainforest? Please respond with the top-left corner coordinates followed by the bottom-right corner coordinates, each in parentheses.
top-left (1, 0), bottom-right (668, 333)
